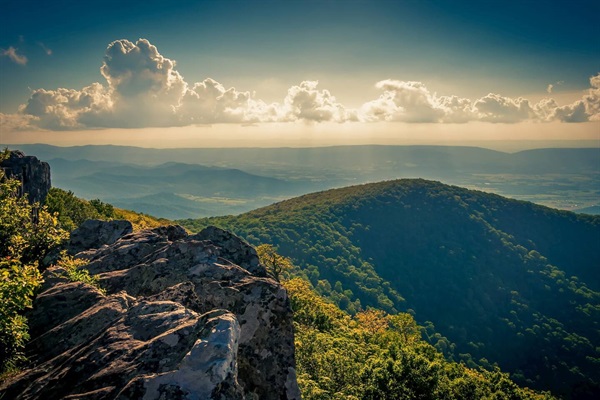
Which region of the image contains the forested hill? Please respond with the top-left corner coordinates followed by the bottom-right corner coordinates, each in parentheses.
top-left (179, 179), bottom-right (600, 399)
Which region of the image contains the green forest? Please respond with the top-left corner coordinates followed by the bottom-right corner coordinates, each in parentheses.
top-left (257, 244), bottom-right (554, 399)
top-left (179, 179), bottom-right (600, 399)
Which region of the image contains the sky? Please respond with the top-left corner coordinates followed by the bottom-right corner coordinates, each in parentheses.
top-left (0, 0), bottom-right (599, 149)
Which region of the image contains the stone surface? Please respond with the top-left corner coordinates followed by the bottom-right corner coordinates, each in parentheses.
top-left (1, 223), bottom-right (299, 400)
top-left (68, 219), bottom-right (134, 255)
top-left (0, 150), bottom-right (51, 204)
top-left (192, 226), bottom-right (266, 277)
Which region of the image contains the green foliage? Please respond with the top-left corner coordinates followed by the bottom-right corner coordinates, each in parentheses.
top-left (89, 198), bottom-right (114, 218)
top-left (45, 186), bottom-right (168, 231)
top-left (54, 251), bottom-right (104, 294)
top-left (0, 259), bottom-right (41, 372)
top-left (284, 278), bottom-right (349, 332)
top-left (0, 152), bottom-right (67, 373)
top-left (283, 273), bottom-right (552, 399)
top-left (256, 244), bottom-right (293, 281)
top-left (1, 184), bottom-right (68, 266)
top-left (45, 188), bottom-right (116, 231)
top-left (179, 179), bottom-right (600, 397)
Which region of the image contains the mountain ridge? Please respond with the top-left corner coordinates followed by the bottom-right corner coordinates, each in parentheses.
top-left (179, 178), bottom-right (600, 398)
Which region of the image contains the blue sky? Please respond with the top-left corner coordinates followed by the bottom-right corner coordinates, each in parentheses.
top-left (0, 0), bottom-right (598, 147)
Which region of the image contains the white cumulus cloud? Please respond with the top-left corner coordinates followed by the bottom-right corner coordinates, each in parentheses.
top-left (361, 80), bottom-right (445, 123)
top-left (473, 94), bottom-right (534, 123)
top-left (177, 78), bottom-right (268, 124)
top-left (582, 74), bottom-right (600, 121)
top-left (281, 81), bottom-right (355, 123)
top-left (4, 38), bottom-right (599, 131)
top-left (360, 73), bottom-right (600, 124)
top-left (19, 83), bottom-right (112, 130)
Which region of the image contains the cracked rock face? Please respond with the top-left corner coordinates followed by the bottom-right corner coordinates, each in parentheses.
top-left (0, 150), bottom-right (51, 205)
top-left (1, 224), bottom-right (300, 400)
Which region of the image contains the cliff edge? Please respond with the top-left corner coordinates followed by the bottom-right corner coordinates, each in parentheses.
top-left (1, 219), bottom-right (300, 400)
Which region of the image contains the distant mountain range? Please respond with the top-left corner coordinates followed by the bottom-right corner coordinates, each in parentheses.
top-left (5, 144), bottom-right (599, 218)
top-left (43, 158), bottom-right (317, 219)
top-left (11, 144), bottom-right (599, 174)
top-left (179, 179), bottom-right (600, 398)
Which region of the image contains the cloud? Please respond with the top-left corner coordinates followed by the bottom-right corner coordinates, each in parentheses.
top-left (18, 84), bottom-right (112, 130)
top-left (438, 95), bottom-right (475, 123)
top-left (361, 74), bottom-right (600, 124)
top-left (473, 94), bottom-right (534, 123)
top-left (0, 113), bottom-right (39, 131)
top-left (5, 38), bottom-right (599, 131)
top-left (1, 46), bottom-right (27, 65)
top-left (361, 80), bottom-right (445, 123)
top-left (546, 80), bottom-right (564, 93)
top-left (101, 39), bottom-right (185, 99)
top-left (582, 74), bottom-right (600, 121)
top-left (11, 39), bottom-right (353, 129)
top-left (281, 81), bottom-right (355, 123)
top-left (536, 74), bottom-right (600, 122)
top-left (18, 39), bottom-right (190, 129)
top-left (177, 78), bottom-right (271, 124)
top-left (551, 101), bottom-right (588, 122)
top-left (16, 39), bottom-right (289, 129)
top-left (360, 80), bottom-right (540, 124)
top-left (37, 42), bottom-right (52, 56)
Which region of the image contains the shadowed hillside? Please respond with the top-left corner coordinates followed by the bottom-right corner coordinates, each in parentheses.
top-left (179, 179), bottom-right (600, 398)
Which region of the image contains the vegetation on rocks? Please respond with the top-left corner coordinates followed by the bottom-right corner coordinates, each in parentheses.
top-left (0, 151), bottom-right (67, 374)
top-left (46, 187), bottom-right (169, 231)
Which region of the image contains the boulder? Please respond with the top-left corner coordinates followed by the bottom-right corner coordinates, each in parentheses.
top-left (68, 219), bottom-right (134, 255)
top-left (0, 150), bottom-right (51, 204)
top-left (1, 224), bottom-right (300, 400)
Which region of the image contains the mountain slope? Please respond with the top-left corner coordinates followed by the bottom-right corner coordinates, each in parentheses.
top-left (179, 179), bottom-right (600, 398)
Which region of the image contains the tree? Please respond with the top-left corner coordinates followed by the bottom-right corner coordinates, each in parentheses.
top-left (356, 308), bottom-right (389, 336)
top-left (256, 244), bottom-right (293, 282)
top-left (388, 313), bottom-right (421, 344)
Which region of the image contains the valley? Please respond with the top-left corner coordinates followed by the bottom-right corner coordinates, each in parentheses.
top-left (7, 144), bottom-right (599, 219)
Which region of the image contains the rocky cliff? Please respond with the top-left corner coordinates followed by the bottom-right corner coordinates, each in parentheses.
top-left (1, 220), bottom-right (300, 400)
top-left (0, 150), bottom-right (51, 205)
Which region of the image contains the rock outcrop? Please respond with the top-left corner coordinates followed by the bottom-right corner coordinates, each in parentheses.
top-left (68, 219), bottom-right (134, 255)
top-left (0, 150), bottom-right (51, 204)
top-left (1, 223), bottom-right (300, 400)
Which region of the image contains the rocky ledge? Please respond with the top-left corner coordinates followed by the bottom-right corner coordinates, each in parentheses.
top-left (1, 221), bottom-right (300, 400)
top-left (0, 150), bottom-right (51, 205)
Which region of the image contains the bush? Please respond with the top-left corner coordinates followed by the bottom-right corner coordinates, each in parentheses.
top-left (0, 150), bottom-right (67, 373)
top-left (54, 251), bottom-right (104, 294)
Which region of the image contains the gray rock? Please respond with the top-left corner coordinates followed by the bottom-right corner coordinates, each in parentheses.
top-left (0, 150), bottom-right (51, 204)
top-left (193, 226), bottom-right (266, 277)
top-left (1, 225), bottom-right (299, 400)
top-left (68, 219), bottom-right (134, 255)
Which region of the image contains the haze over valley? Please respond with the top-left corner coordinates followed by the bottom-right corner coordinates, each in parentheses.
top-left (7, 144), bottom-right (598, 219)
